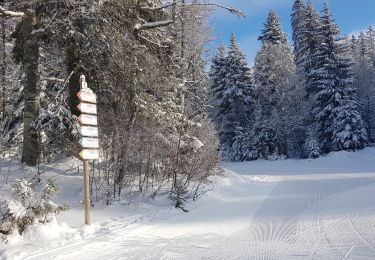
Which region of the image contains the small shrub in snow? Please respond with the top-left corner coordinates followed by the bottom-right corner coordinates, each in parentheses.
top-left (303, 137), bottom-right (321, 159)
top-left (0, 179), bottom-right (68, 240)
top-left (169, 182), bottom-right (189, 212)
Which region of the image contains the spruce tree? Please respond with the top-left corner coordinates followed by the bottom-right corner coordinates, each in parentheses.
top-left (210, 43), bottom-right (228, 129)
top-left (210, 34), bottom-right (254, 160)
top-left (291, 0), bottom-right (306, 72)
top-left (258, 10), bottom-right (287, 45)
top-left (302, 0), bottom-right (322, 97)
top-left (311, 3), bottom-right (368, 152)
top-left (254, 10), bottom-right (296, 159)
top-left (366, 26), bottom-right (375, 66)
top-left (351, 27), bottom-right (375, 142)
top-left (223, 34), bottom-right (255, 160)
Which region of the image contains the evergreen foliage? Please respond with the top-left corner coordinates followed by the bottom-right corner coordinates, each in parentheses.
top-left (311, 3), bottom-right (368, 152)
top-left (291, 0), bottom-right (305, 71)
top-left (210, 33), bottom-right (255, 160)
top-left (258, 10), bottom-right (287, 45)
top-left (253, 11), bottom-right (296, 159)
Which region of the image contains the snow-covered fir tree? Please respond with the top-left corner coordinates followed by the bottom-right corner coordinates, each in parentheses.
top-left (298, 0), bottom-right (323, 157)
top-left (350, 27), bottom-right (375, 142)
top-left (209, 43), bottom-right (228, 131)
top-left (210, 34), bottom-right (255, 160)
top-left (302, 0), bottom-right (322, 97)
top-left (253, 10), bottom-right (296, 159)
top-left (311, 3), bottom-right (368, 152)
top-left (291, 0), bottom-right (306, 73)
top-left (258, 10), bottom-right (287, 45)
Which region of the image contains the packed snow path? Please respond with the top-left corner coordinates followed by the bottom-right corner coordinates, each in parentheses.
top-left (3, 149), bottom-right (375, 259)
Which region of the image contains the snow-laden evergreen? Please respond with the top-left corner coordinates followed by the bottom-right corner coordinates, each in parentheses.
top-left (210, 34), bottom-right (255, 160)
top-left (253, 10), bottom-right (296, 159)
top-left (291, 0), bottom-right (306, 72)
top-left (209, 43), bottom-right (228, 137)
top-left (258, 10), bottom-right (287, 45)
top-left (301, 0), bottom-right (322, 97)
top-left (311, 3), bottom-right (368, 152)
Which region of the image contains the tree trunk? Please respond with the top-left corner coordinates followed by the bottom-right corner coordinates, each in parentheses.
top-left (1, 17), bottom-right (6, 120)
top-left (66, 37), bottom-right (83, 116)
top-left (21, 10), bottom-right (40, 166)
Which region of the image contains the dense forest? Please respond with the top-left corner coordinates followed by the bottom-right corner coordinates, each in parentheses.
top-left (210, 0), bottom-right (375, 161)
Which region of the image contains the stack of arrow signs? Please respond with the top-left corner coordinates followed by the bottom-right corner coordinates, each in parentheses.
top-left (77, 88), bottom-right (99, 160)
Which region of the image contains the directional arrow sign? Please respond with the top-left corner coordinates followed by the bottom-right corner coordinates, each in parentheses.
top-left (77, 90), bottom-right (97, 104)
top-left (79, 137), bottom-right (99, 149)
top-left (80, 149), bottom-right (99, 160)
top-left (78, 103), bottom-right (97, 115)
top-left (78, 114), bottom-right (97, 126)
top-left (79, 126), bottom-right (98, 137)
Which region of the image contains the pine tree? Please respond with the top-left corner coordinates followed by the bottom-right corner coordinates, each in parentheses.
top-left (254, 10), bottom-right (296, 159)
top-left (299, 0), bottom-right (323, 157)
top-left (302, 0), bottom-right (322, 97)
top-left (366, 26), bottom-right (375, 66)
top-left (258, 10), bottom-right (287, 45)
top-left (291, 0), bottom-right (306, 72)
top-left (210, 43), bottom-right (228, 129)
top-left (351, 27), bottom-right (375, 142)
top-left (223, 34), bottom-right (255, 159)
top-left (210, 34), bottom-right (254, 160)
top-left (311, 3), bottom-right (368, 152)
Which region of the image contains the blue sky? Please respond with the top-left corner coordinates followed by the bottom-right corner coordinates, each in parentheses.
top-left (209, 0), bottom-right (375, 65)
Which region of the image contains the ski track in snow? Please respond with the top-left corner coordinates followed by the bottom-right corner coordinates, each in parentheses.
top-left (3, 149), bottom-right (375, 259)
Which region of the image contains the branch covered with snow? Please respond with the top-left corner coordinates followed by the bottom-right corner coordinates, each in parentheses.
top-left (0, 6), bottom-right (24, 17)
top-left (135, 20), bottom-right (174, 30)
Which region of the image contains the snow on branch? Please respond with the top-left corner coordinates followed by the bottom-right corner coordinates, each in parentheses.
top-left (141, 2), bottom-right (177, 11)
top-left (140, 1), bottom-right (245, 18)
top-left (41, 77), bottom-right (65, 83)
top-left (135, 20), bottom-right (174, 30)
top-left (192, 3), bottom-right (245, 17)
top-left (0, 6), bottom-right (24, 17)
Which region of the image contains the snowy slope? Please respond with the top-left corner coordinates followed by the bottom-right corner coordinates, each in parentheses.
top-left (2, 149), bottom-right (375, 259)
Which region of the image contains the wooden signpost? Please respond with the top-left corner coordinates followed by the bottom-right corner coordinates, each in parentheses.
top-left (78, 114), bottom-right (98, 126)
top-left (77, 75), bottom-right (99, 225)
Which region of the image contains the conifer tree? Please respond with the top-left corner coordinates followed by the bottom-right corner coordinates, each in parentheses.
top-left (223, 34), bottom-right (254, 159)
top-left (210, 34), bottom-right (254, 160)
top-left (291, 0), bottom-right (306, 72)
top-left (210, 43), bottom-right (228, 129)
top-left (302, 0), bottom-right (322, 97)
top-left (311, 3), bottom-right (368, 152)
top-left (254, 10), bottom-right (296, 159)
top-left (258, 10), bottom-right (287, 45)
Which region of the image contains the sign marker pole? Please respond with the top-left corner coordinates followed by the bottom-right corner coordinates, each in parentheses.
top-left (79, 75), bottom-right (96, 226)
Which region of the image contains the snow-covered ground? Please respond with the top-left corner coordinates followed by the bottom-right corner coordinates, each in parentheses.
top-left (2, 148), bottom-right (375, 259)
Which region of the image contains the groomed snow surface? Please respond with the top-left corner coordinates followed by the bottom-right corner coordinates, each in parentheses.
top-left (2, 148), bottom-right (375, 259)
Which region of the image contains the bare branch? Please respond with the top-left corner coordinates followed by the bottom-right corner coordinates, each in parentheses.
top-left (41, 77), bottom-right (65, 83)
top-left (135, 20), bottom-right (174, 30)
top-left (191, 3), bottom-right (245, 17)
top-left (140, 1), bottom-right (245, 18)
top-left (141, 2), bottom-right (177, 11)
top-left (0, 6), bottom-right (24, 18)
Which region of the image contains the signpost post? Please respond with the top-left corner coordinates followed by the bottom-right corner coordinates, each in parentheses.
top-left (77, 75), bottom-right (99, 225)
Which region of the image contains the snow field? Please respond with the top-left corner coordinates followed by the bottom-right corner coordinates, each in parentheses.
top-left (2, 148), bottom-right (375, 259)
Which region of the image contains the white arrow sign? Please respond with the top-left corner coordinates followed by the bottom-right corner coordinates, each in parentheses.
top-left (79, 137), bottom-right (99, 149)
top-left (79, 126), bottom-right (98, 137)
top-left (77, 90), bottom-right (97, 104)
top-left (80, 149), bottom-right (99, 160)
top-left (78, 114), bottom-right (97, 126)
top-left (78, 103), bottom-right (97, 115)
